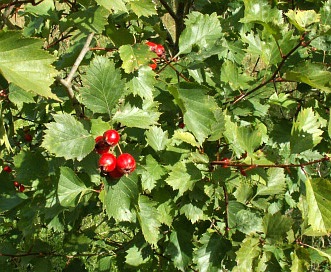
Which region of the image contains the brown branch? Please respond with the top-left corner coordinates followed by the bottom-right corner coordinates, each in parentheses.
top-left (0, 0), bottom-right (43, 10)
top-left (45, 34), bottom-right (72, 49)
top-left (57, 32), bottom-right (94, 117)
top-left (231, 33), bottom-right (308, 104)
top-left (211, 156), bottom-right (330, 170)
top-left (159, 56), bottom-right (190, 82)
top-left (0, 251), bottom-right (115, 258)
top-left (159, 0), bottom-right (179, 23)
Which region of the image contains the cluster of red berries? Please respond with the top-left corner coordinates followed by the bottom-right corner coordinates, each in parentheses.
top-left (95, 129), bottom-right (136, 179)
top-left (3, 165), bottom-right (25, 192)
top-left (146, 41), bottom-right (165, 70)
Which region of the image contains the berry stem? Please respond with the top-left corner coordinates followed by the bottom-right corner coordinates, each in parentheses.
top-left (116, 143), bottom-right (123, 155)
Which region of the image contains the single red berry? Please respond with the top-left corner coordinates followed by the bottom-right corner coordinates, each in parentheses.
top-left (19, 184), bottom-right (25, 192)
top-left (116, 153), bottom-right (136, 174)
top-left (24, 133), bottom-right (33, 142)
top-left (221, 158), bottom-right (231, 168)
top-left (155, 44), bottom-right (165, 57)
top-left (95, 136), bottom-right (110, 155)
top-left (146, 41), bottom-right (158, 51)
top-left (108, 168), bottom-right (124, 179)
top-left (149, 58), bottom-right (158, 70)
top-left (3, 165), bottom-right (12, 173)
top-left (103, 130), bottom-right (120, 147)
top-left (178, 122), bottom-right (185, 129)
top-left (99, 153), bottom-right (117, 172)
top-left (13, 181), bottom-right (20, 187)
top-left (146, 41), bottom-right (165, 57)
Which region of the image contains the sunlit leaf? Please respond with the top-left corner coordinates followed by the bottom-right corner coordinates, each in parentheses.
top-left (42, 113), bottom-right (95, 161)
top-left (81, 56), bottom-right (125, 116)
top-left (305, 178), bottom-right (331, 235)
top-left (58, 167), bottom-right (88, 207)
top-left (0, 31), bottom-right (59, 101)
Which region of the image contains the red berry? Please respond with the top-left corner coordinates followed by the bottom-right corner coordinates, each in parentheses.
top-left (146, 41), bottom-right (158, 51)
top-left (13, 181), bottom-right (20, 187)
top-left (178, 122), bottom-right (185, 129)
top-left (3, 165), bottom-right (12, 173)
top-left (155, 44), bottom-right (165, 57)
top-left (103, 130), bottom-right (120, 146)
top-left (95, 136), bottom-right (110, 155)
top-left (146, 41), bottom-right (165, 57)
top-left (108, 168), bottom-right (124, 179)
top-left (19, 184), bottom-right (25, 192)
top-left (221, 158), bottom-right (231, 168)
top-left (24, 133), bottom-right (32, 142)
top-left (99, 153), bottom-right (117, 172)
top-left (116, 153), bottom-right (136, 174)
top-left (149, 58), bottom-right (158, 70)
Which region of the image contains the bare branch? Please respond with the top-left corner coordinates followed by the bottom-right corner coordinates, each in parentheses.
top-left (57, 32), bottom-right (94, 117)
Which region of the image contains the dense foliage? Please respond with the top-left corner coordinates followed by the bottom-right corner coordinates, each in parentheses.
top-left (2, 0), bottom-right (331, 271)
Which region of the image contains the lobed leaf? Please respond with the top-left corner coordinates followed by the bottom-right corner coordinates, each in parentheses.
top-left (81, 56), bottom-right (125, 116)
top-left (104, 173), bottom-right (139, 222)
top-left (305, 178), bottom-right (331, 235)
top-left (178, 12), bottom-right (222, 55)
top-left (136, 195), bottom-right (161, 246)
top-left (58, 167), bottom-right (88, 207)
top-left (42, 113), bottom-right (95, 161)
top-left (0, 31), bottom-right (59, 101)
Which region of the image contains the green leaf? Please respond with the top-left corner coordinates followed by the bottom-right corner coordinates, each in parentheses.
top-left (113, 103), bottom-right (160, 129)
top-left (136, 195), bottom-right (161, 246)
top-left (0, 31), bottom-right (59, 101)
top-left (104, 173), bottom-right (139, 222)
top-left (165, 162), bottom-right (202, 196)
top-left (241, 0), bottom-right (283, 37)
top-left (284, 62), bottom-right (331, 93)
top-left (145, 126), bottom-right (169, 151)
top-left (119, 44), bottom-right (156, 73)
top-left (232, 237), bottom-right (261, 272)
top-left (13, 150), bottom-right (48, 182)
top-left (127, 66), bottom-right (156, 101)
top-left (67, 6), bottom-right (109, 33)
top-left (305, 178), bottom-right (331, 235)
top-left (81, 56), bottom-right (125, 116)
top-left (172, 130), bottom-right (200, 148)
top-left (263, 212), bottom-right (293, 242)
top-left (42, 113), bottom-right (95, 161)
top-left (141, 155), bottom-right (166, 192)
top-left (8, 84), bottom-right (35, 108)
top-left (223, 115), bottom-right (264, 157)
top-left (193, 232), bottom-right (230, 272)
top-left (0, 193), bottom-right (28, 213)
top-left (290, 107), bottom-right (324, 154)
top-left (235, 209), bottom-right (263, 235)
top-left (125, 243), bottom-right (151, 266)
top-left (179, 12), bottom-right (222, 54)
top-left (256, 168), bottom-right (286, 196)
top-left (57, 167), bottom-right (88, 207)
top-left (286, 10), bottom-right (320, 32)
top-left (169, 83), bottom-right (219, 145)
top-left (165, 226), bottom-right (193, 271)
top-left (180, 202), bottom-right (205, 223)
top-left (130, 0), bottom-right (157, 18)
top-left (96, 0), bottom-right (128, 13)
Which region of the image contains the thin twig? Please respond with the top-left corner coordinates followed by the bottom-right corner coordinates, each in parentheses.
top-left (159, 0), bottom-right (179, 22)
top-left (0, 0), bottom-right (43, 10)
top-left (57, 32), bottom-right (94, 117)
top-left (231, 33), bottom-right (307, 104)
top-left (211, 156), bottom-right (330, 169)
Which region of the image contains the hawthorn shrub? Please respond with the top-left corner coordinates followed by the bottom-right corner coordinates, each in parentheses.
top-left (2, 0), bottom-right (331, 271)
